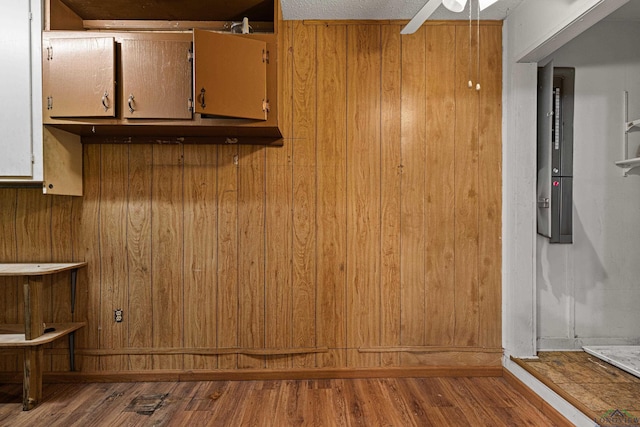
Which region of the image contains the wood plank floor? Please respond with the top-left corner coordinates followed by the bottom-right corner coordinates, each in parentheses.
top-left (513, 351), bottom-right (640, 423)
top-left (0, 377), bottom-right (561, 426)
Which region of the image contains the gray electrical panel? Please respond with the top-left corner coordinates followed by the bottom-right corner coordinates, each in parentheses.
top-left (537, 64), bottom-right (574, 244)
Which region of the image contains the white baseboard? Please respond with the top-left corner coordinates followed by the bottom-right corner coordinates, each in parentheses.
top-left (537, 336), bottom-right (640, 350)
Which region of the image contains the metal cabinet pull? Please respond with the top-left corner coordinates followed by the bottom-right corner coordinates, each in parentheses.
top-left (101, 92), bottom-right (110, 111)
top-left (200, 88), bottom-right (206, 109)
top-left (128, 94), bottom-right (135, 113)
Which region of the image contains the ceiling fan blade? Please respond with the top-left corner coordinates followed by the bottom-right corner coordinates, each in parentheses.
top-left (400, 0), bottom-right (443, 35)
top-left (443, 0), bottom-right (467, 13)
top-left (478, 0), bottom-right (499, 10)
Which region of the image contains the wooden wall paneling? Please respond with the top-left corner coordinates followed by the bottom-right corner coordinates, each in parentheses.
top-left (346, 25), bottom-right (382, 367)
top-left (14, 188), bottom-right (52, 274)
top-left (316, 23), bottom-right (348, 368)
top-left (237, 145), bottom-right (266, 369)
top-left (0, 189), bottom-right (19, 371)
top-left (183, 145), bottom-right (218, 370)
top-left (151, 145), bottom-right (185, 370)
top-left (42, 195), bottom-right (55, 372)
top-left (264, 141), bottom-right (294, 370)
top-left (126, 144), bottom-right (153, 370)
top-left (216, 145), bottom-right (239, 370)
top-left (392, 350), bottom-right (501, 367)
top-left (74, 144), bottom-right (101, 371)
top-left (454, 25), bottom-right (480, 347)
top-left (99, 145), bottom-right (129, 371)
top-left (424, 25), bottom-right (456, 346)
top-left (0, 190), bottom-right (18, 265)
top-left (379, 25), bottom-right (402, 367)
top-left (265, 19), bottom-right (294, 371)
top-left (277, 20), bottom-right (294, 145)
top-left (0, 21), bottom-right (503, 376)
top-left (478, 25), bottom-right (502, 349)
top-left (400, 27), bottom-right (427, 354)
top-left (50, 195), bottom-right (75, 371)
top-left (0, 189), bottom-right (19, 321)
top-left (16, 189), bottom-right (53, 371)
top-left (291, 21), bottom-right (317, 368)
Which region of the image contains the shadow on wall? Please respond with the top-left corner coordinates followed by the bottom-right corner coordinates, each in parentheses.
top-left (537, 209), bottom-right (607, 304)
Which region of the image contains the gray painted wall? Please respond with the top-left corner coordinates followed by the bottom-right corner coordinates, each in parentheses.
top-left (537, 19), bottom-right (640, 349)
top-left (501, 0), bottom-right (627, 361)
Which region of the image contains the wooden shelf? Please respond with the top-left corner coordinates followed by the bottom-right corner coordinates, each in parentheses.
top-left (626, 118), bottom-right (640, 133)
top-left (0, 262), bottom-right (87, 277)
top-left (0, 323), bottom-right (85, 348)
top-left (0, 262), bottom-right (86, 410)
top-left (615, 157), bottom-right (640, 176)
top-left (618, 92), bottom-right (640, 176)
top-left (615, 157), bottom-right (640, 168)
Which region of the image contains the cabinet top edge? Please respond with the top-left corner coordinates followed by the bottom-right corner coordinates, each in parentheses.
top-left (52, 0), bottom-right (274, 23)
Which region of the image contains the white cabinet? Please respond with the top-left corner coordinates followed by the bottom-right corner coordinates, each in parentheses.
top-left (0, 0), bottom-right (38, 179)
top-left (0, 0), bottom-right (82, 196)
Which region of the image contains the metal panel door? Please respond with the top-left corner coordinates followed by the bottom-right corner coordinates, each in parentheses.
top-left (193, 30), bottom-right (267, 120)
top-left (537, 61), bottom-right (554, 238)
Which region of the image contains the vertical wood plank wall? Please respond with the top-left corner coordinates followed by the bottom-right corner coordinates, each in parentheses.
top-left (0, 20), bottom-right (502, 373)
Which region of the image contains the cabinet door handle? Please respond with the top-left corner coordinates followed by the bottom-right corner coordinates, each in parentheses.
top-left (102, 92), bottom-right (110, 112)
top-left (128, 94), bottom-right (135, 113)
top-left (200, 88), bottom-right (206, 109)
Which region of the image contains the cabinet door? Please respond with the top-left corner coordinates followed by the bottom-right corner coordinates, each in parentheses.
top-left (121, 39), bottom-right (193, 119)
top-left (46, 37), bottom-right (116, 117)
top-left (0, 1), bottom-right (33, 177)
top-left (194, 30), bottom-right (267, 120)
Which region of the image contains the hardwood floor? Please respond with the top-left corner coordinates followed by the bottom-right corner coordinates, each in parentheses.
top-left (513, 351), bottom-right (640, 423)
top-left (0, 377), bottom-right (562, 426)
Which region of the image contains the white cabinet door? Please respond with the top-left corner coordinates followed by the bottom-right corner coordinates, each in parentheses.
top-left (0, 1), bottom-right (37, 178)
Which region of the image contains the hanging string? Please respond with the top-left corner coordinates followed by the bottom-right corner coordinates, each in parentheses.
top-left (467, 0), bottom-right (482, 91)
top-left (468, 0), bottom-right (472, 89)
top-left (476, 0), bottom-right (481, 91)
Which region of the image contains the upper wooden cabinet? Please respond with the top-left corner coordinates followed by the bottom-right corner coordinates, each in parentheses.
top-left (121, 39), bottom-right (193, 120)
top-left (46, 37), bottom-right (116, 118)
top-left (43, 33), bottom-right (194, 121)
top-left (194, 30), bottom-right (267, 121)
top-left (41, 0), bottom-right (282, 145)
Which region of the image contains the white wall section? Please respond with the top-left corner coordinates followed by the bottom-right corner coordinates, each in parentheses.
top-left (502, 0), bottom-right (629, 358)
top-left (537, 19), bottom-right (640, 349)
top-left (511, 0), bottom-right (628, 63)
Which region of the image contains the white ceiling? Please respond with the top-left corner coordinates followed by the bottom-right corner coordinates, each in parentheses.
top-left (280, 0), bottom-right (526, 21)
top-left (280, 0), bottom-right (640, 22)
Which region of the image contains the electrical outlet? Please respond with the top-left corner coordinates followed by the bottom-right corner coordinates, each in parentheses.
top-left (114, 309), bottom-right (123, 323)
